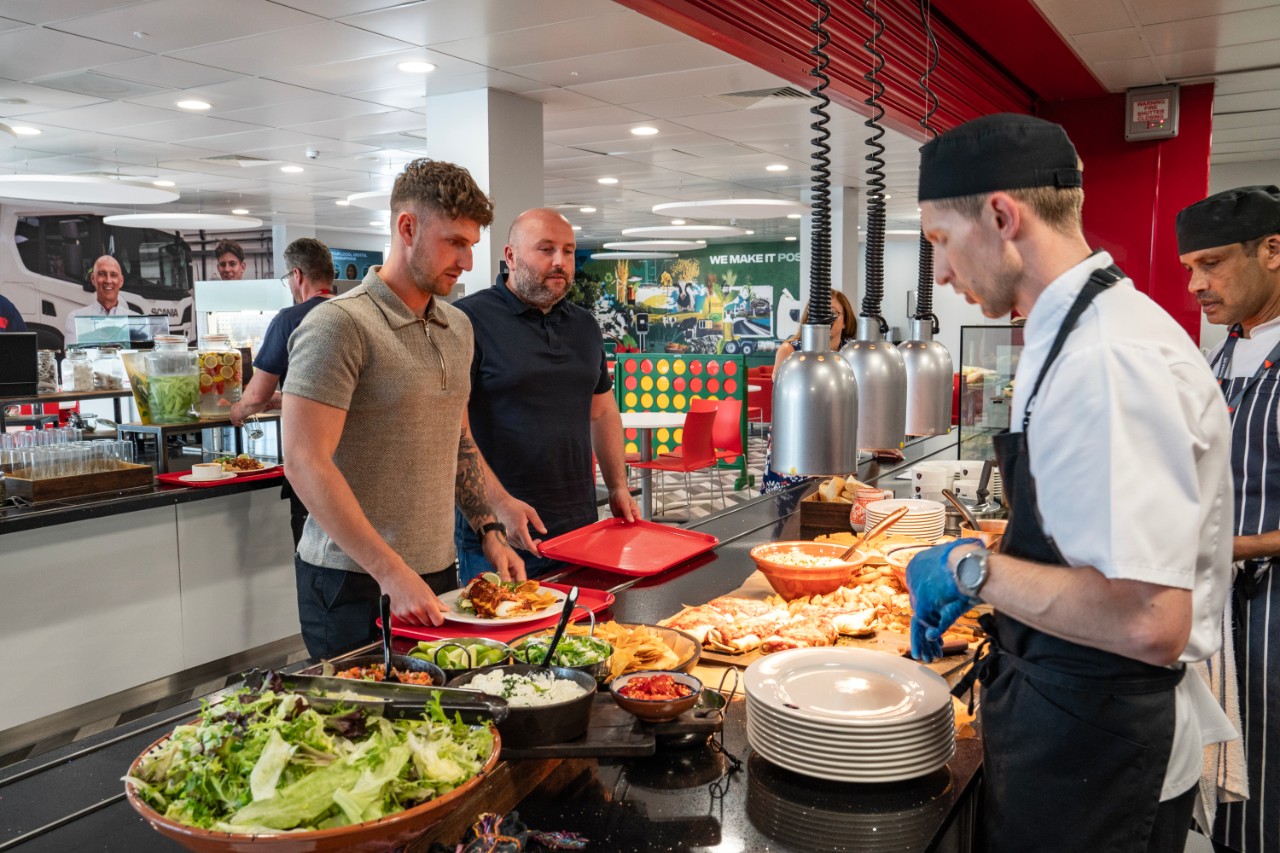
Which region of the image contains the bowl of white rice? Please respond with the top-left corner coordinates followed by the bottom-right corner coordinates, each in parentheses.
top-left (448, 664), bottom-right (597, 749)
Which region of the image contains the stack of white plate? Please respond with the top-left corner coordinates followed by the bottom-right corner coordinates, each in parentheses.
top-left (745, 647), bottom-right (956, 784)
top-left (865, 498), bottom-right (946, 540)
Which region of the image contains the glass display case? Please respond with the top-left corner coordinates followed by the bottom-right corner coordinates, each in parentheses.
top-left (192, 279), bottom-right (293, 356)
top-left (957, 324), bottom-right (1024, 460)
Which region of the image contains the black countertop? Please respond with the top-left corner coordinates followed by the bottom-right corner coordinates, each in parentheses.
top-left (0, 435), bottom-right (978, 852)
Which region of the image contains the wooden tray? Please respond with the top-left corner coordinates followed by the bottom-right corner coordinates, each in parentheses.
top-left (4, 462), bottom-right (152, 501)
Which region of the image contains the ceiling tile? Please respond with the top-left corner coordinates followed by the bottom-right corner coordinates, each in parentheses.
top-left (265, 48), bottom-right (491, 95)
top-left (24, 100), bottom-right (180, 131)
top-left (288, 109), bottom-right (427, 141)
top-left (223, 95), bottom-right (392, 127)
top-left (180, 126), bottom-right (336, 154)
top-left (169, 21), bottom-right (412, 77)
top-left (0, 81), bottom-right (104, 114)
top-left (0, 27), bottom-right (145, 80)
top-left (1087, 56), bottom-right (1165, 91)
top-left (0, 0), bottom-right (142, 26)
top-left (1212, 67), bottom-right (1280, 95)
top-left (273, 0), bottom-right (418, 20)
top-left (1070, 29), bottom-right (1151, 63)
top-left (52, 0), bottom-right (320, 52)
top-left (1214, 124), bottom-right (1280, 143)
top-left (1211, 138), bottom-right (1280, 154)
top-left (343, 0), bottom-right (618, 45)
top-left (1155, 39), bottom-right (1280, 78)
top-left (432, 12), bottom-right (685, 69)
top-left (111, 115), bottom-right (261, 143)
top-left (1215, 90), bottom-right (1280, 114)
top-left (1212, 109), bottom-right (1280, 130)
top-left (1210, 151), bottom-right (1280, 163)
top-left (507, 40), bottom-right (736, 89)
top-left (544, 105), bottom-right (653, 133)
top-left (127, 77), bottom-right (323, 114)
top-left (1031, 0), bottom-right (1134, 35)
top-left (95, 55), bottom-right (237, 89)
top-left (620, 95), bottom-right (740, 119)
top-left (1144, 5), bottom-right (1280, 54)
top-left (569, 65), bottom-right (787, 106)
top-left (1129, 0), bottom-right (1275, 26)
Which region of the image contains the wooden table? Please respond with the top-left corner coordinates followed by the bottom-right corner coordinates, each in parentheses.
top-left (620, 410), bottom-right (686, 519)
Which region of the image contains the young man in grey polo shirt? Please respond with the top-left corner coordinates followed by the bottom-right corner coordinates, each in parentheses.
top-left (284, 159), bottom-right (524, 658)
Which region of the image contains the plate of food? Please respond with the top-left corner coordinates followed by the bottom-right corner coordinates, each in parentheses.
top-left (438, 573), bottom-right (567, 625)
top-left (214, 453), bottom-right (276, 475)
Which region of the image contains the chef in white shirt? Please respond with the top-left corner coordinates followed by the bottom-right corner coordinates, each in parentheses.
top-left (905, 114), bottom-right (1235, 852)
top-left (64, 255), bottom-right (139, 345)
top-left (1178, 185), bottom-right (1280, 853)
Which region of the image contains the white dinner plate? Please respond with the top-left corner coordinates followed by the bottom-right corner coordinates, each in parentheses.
top-left (748, 727), bottom-right (955, 783)
top-left (747, 697), bottom-right (955, 744)
top-left (745, 647), bottom-right (952, 727)
top-left (747, 711), bottom-right (955, 758)
top-left (178, 471), bottom-right (236, 483)
top-left (436, 586), bottom-right (567, 626)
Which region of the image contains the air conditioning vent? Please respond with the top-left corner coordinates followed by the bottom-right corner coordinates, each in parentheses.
top-left (709, 86), bottom-right (811, 109)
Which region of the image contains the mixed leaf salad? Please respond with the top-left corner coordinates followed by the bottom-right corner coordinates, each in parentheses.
top-left (124, 675), bottom-right (495, 834)
top-left (512, 634), bottom-right (612, 668)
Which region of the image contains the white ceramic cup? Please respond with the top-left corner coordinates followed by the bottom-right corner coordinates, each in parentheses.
top-left (190, 462), bottom-right (223, 480)
top-left (954, 478), bottom-right (980, 500)
top-left (913, 468), bottom-right (948, 487)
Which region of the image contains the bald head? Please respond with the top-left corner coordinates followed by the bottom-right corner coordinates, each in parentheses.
top-left (504, 208), bottom-right (577, 312)
top-left (91, 255), bottom-right (124, 310)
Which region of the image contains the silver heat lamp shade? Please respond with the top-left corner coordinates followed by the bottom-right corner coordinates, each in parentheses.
top-left (840, 316), bottom-right (906, 451)
top-left (900, 317), bottom-right (954, 436)
top-left (773, 323), bottom-right (860, 476)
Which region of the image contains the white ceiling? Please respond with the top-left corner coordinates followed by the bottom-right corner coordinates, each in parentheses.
top-left (0, 0), bottom-right (1271, 250)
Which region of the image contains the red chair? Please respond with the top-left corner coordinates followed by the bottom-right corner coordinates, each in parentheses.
top-left (629, 409), bottom-right (720, 515)
top-left (663, 398), bottom-right (743, 464)
top-left (747, 375), bottom-right (771, 433)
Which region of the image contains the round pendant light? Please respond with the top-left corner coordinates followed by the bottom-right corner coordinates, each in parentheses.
top-left (621, 225), bottom-right (748, 239)
top-left (603, 239), bottom-right (704, 251)
top-left (0, 175), bottom-right (179, 204)
top-left (346, 189), bottom-right (391, 211)
top-left (590, 251), bottom-right (678, 260)
top-left (652, 198), bottom-right (807, 219)
top-left (103, 213), bottom-right (263, 229)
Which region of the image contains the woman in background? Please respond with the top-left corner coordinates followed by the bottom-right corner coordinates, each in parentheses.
top-left (761, 291), bottom-right (857, 493)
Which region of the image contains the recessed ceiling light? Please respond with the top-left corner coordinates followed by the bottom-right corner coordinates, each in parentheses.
top-left (786, 213), bottom-right (802, 219)
top-left (153, 179), bottom-right (175, 187)
top-left (335, 199), bottom-right (350, 206)
top-left (11, 126), bottom-right (40, 136)
top-left (884, 194), bottom-right (892, 200)
top-left (579, 206), bottom-right (596, 213)
top-left (745, 229), bottom-right (755, 235)
top-left (630, 126), bottom-right (659, 136)
top-left (370, 220), bottom-right (383, 227)
top-left (572, 225), bottom-right (581, 231)
top-left (597, 177), bottom-right (618, 185)
top-left (397, 60), bottom-right (437, 73)
top-left (231, 208), bottom-right (249, 215)
top-left (280, 165), bottom-right (304, 173)
top-left (785, 236), bottom-right (797, 241)
top-left (176, 99), bottom-right (211, 111)
top-left (766, 164), bottom-right (788, 172)
top-left (670, 219), bottom-right (685, 225)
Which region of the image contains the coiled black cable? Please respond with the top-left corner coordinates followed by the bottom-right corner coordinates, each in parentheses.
top-left (915, 0), bottom-right (940, 333)
top-left (861, 0), bottom-right (888, 335)
top-left (806, 0), bottom-right (834, 327)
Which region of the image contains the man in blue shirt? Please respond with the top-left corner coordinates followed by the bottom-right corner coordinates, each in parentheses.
top-left (0, 294), bottom-right (26, 332)
top-left (231, 237), bottom-right (335, 545)
top-left (455, 208), bottom-right (638, 579)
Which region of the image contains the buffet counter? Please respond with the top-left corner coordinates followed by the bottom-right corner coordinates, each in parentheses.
top-left (0, 435), bottom-right (978, 852)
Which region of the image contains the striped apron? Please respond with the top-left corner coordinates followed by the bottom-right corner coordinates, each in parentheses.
top-left (1211, 324), bottom-right (1280, 852)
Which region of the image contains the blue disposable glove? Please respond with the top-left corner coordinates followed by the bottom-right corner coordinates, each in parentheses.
top-left (906, 538), bottom-right (983, 662)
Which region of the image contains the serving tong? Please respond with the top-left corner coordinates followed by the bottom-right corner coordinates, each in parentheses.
top-left (243, 669), bottom-right (510, 725)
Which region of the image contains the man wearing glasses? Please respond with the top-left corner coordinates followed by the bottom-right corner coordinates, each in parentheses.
top-left (231, 238), bottom-right (335, 544)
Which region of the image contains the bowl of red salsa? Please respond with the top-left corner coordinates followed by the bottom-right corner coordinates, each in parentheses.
top-left (610, 670), bottom-right (703, 722)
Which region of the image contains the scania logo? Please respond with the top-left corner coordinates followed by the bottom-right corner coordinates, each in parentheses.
top-left (150, 308), bottom-right (179, 317)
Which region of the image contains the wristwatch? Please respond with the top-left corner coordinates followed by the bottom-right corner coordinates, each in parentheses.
top-left (953, 545), bottom-right (991, 601)
top-left (477, 521), bottom-right (507, 539)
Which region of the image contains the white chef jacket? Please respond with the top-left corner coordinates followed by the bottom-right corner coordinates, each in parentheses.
top-left (1009, 251), bottom-right (1235, 799)
top-left (64, 301), bottom-right (139, 345)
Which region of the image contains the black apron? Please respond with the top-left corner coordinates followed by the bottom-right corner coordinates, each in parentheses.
top-left (960, 264), bottom-right (1186, 852)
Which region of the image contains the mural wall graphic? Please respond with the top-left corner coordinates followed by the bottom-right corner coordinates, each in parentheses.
top-left (579, 241), bottom-right (801, 355)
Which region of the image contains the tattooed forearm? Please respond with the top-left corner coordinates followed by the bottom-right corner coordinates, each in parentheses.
top-left (456, 428), bottom-right (495, 529)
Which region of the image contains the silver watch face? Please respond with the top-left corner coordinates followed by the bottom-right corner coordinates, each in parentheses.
top-left (958, 551), bottom-right (986, 592)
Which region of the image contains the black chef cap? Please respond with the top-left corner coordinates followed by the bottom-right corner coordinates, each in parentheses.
top-left (919, 113), bottom-right (1082, 202)
top-left (1175, 185), bottom-right (1280, 255)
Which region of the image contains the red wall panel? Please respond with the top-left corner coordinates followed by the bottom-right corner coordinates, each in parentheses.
top-left (1040, 84), bottom-right (1215, 340)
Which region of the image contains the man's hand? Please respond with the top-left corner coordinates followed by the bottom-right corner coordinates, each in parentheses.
top-left (906, 538), bottom-right (982, 662)
top-left (493, 494), bottom-right (547, 555)
top-left (229, 402), bottom-right (247, 427)
top-left (608, 486), bottom-right (639, 522)
top-left (481, 530), bottom-right (526, 582)
top-left (378, 565), bottom-right (445, 627)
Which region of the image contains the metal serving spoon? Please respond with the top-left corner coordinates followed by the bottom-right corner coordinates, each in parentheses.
top-left (539, 586), bottom-right (580, 668)
top-left (941, 487), bottom-right (982, 533)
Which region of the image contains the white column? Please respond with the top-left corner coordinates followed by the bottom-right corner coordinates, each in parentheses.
top-left (425, 89), bottom-right (544, 296)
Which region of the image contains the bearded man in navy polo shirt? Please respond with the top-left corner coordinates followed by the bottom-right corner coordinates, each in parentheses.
top-left (455, 208), bottom-right (638, 580)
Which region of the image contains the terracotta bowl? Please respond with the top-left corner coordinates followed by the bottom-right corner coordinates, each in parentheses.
top-left (124, 722), bottom-right (500, 853)
top-left (749, 541), bottom-right (869, 600)
top-left (959, 519), bottom-right (1007, 552)
top-left (611, 670), bottom-right (704, 723)
top-left (885, 546), bottom-right (932, 586)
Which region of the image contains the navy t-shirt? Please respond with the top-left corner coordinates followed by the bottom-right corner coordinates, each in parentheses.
top-left (0, 295), bottom-right (27, 332)
top-left (254, 295), bottom-right (330, 384)
top-left (455, 276), bottom-right (610, 540)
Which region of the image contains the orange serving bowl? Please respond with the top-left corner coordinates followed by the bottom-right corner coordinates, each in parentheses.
top-left (885, 545), bottom-right (932, 587)
top-left (124, 722), bottom-right (500, 853)
top-left (749, 541), bottom-right (869, 600)
top-left (959, 519), bottom-right (1007, 552)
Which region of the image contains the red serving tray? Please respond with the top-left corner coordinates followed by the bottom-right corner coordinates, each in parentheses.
top-left (538, 518), bottom-right (719, 577)
top-left (156, 466), bottom-right (285, 487)
top-left (383, 582), bottom-right (615, 643)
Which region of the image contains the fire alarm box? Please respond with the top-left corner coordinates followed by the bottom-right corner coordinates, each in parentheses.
top-left (1125, 84), bottom-right (1179, 141)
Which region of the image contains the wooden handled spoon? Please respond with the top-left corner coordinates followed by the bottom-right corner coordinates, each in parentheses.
top-left (841, 505), bottom-right (911, 560)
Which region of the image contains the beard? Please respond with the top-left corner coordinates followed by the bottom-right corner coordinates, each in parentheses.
top-left (510, 264), bottom-right (568, 311)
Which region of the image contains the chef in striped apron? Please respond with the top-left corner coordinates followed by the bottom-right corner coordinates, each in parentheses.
top-left (1177, 185), bottom-right (1280, 853)
top-left (906, 114), bottom-right (1236, 852)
